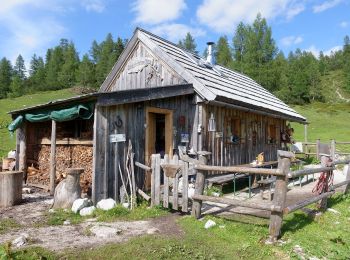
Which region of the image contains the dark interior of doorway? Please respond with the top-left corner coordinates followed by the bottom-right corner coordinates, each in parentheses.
top-left (155, 114), bottom-right (165, 157)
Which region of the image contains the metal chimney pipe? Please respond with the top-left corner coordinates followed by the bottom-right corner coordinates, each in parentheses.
top-left (206, 42), bottom-right (214, 65)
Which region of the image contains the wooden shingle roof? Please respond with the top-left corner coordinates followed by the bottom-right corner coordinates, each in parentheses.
top-left (101, 28), bottom-right (306, 123)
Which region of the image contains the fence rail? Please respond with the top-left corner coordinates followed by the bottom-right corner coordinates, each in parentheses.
top-left (190, 150), bottom-right (350, 243)
top-left (301, 139), bottom-right (350, 159)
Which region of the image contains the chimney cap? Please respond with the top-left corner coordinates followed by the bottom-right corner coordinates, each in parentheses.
top-left (207, 41), bottom-right (215, 45)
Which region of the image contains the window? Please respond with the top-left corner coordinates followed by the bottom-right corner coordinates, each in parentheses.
top-left (266, 124), bottom-right (277, 144)
top-left (225, 117), bottom-right (241, 144)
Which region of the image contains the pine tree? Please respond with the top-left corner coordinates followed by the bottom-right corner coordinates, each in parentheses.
top-left (215, 36), bottom-right (232, 67)
top-left (178, 33), bottom-right (198, 54)
top-left (29, 55), bottom-right (46, 91)
top-left (58, 41), bottom-right (79, 87)
top-left (45, 46), bottom-right (64, 89)
top-left (8, 75), bottom-right (23, 97)
top-left (0, 58), bottom-right (12, 98)
top-left (232, 22), bottom-right (248, 72)
top-left (13, 55), bottom-right (26, 80)
top-left (95, 33), bottom-right (115, 85)
top-left (76, 54), bottom-right (96, 88)
top-left (90, 40), bottom-right (101, 64)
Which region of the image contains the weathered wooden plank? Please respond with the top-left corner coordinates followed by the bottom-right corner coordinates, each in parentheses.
top-left (18, 124), bottom-right (27, 176)
top-left (49, 120), bottom-right (56, 196)
top-left (173, 155), bottom-right (179, 210)
top-left (192, 194), bottom-right (281, 212)
top-left (163, 155), bottom-right (170, 208)
top-left (154, 154), bottom-right (161, 205)
top-left (194, 165), bottom-right (282, 176)
top-left (135, 161), bottom-right (151, 171)
top-left (181, 160), bottom-right (188, 212)
top-left (284, 191), bottom-right (335, 214)
top-left (288, 166), bottom-right (334, 178)
top-left (345, 163), bottom-right (350, 194)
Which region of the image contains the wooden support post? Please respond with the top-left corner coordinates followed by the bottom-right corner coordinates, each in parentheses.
top-left (318, 155), bottom-right (331, 210)
top-left (49, 120), bottom-right (57, 196)
top-left (344, 162), bottom-right (350, 194)
top-left (268, 150), bottom-right (292, 243)
top-left (330, 139), bottom-right (336, 161)
top-left (17, 123), bottom-right (27, 179)
top-left (304, 124), bottom-right (308, 143)
top-left (316, 139), bottom-right (320, 160)
top-left (192, 155), bottom-right (207, 219)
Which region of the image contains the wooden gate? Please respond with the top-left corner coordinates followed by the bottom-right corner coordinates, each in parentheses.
top-left (150, 154), bottom-right (189, 212)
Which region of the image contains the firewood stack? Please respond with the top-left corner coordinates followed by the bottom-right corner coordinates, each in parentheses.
top-left (27, 145), bottom-right (93, 193)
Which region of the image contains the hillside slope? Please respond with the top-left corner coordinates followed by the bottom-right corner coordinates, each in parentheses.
top-left (0, 89), bottom-right (76, 157)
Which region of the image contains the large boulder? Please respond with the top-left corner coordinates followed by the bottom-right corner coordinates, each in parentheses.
top-left (96, 198), bottom-right (116, 211)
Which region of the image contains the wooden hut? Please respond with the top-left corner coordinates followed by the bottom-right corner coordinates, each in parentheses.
top-left (9, 28), bottom-right (306, 203)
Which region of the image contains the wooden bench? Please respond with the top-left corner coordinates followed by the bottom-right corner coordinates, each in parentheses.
top-left (206, 173), bottom-right (253, 197)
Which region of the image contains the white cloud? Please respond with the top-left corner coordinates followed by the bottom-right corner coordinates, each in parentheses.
top-left (81, 0), bottom-right (106, 13)
top-left (150, 23), bottom-right (206, 42)
top-left (305, 45), bottom-right (342, 57)
top-left (280, 35), bottom-right (303, 46)
top-left (340, 21), bottom-right (348, 28)
top-left (324, 45), bottom-right (342, 56)
top-left (132, 0), bottom-right (186, 25)
top-left (313, 0), bottom-right (343, 13)
top-left (196, 0), bottom-right (305, 33)
top-left (286, 4), bottom-right (305, 20)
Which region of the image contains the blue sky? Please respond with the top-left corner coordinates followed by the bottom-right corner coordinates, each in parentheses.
top-left (0, 0), bottom-right (349, 67)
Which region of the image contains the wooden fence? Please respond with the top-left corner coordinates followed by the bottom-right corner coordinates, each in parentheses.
top-left (302, 139), bottom-right (350, 159)
top-left (136, 154), bottom-right (191, 212)
top-left (191, 150), bottom-right (350, 243)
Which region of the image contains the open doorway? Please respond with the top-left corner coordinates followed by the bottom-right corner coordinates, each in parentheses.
top-left (145, 107), bottom-right (173, 188)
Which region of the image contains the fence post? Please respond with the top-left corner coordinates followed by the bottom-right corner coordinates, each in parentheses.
top-left (316, 139), bottom-right (320, 160)
top-left (345, 162), bottom-right (350, 194)
top-left (268, 150), bottom-right (292, 243)
top-left (330, 139), bottom-right (336, 161)
top-left (192, 155), bottom-right (207, 219)
top-left (318, 155), bottom-right (331, 210)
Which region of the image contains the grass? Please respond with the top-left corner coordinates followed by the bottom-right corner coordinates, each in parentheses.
top-left (0, 88), bottom-right (75, 157)
top-left (0, 219), bottom-right (21, 234)
top-left (46, 203), bottom-right (168, 225)
top-left (291, 102), bottom-right (350, 143)
top-left (5, 193), bottom-right (349, 259)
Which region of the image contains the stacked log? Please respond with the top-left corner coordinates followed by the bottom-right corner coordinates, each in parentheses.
top-left (27, 145), bottom-right (93, 193)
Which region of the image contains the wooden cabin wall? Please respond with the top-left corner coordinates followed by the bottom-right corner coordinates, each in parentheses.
top-left (93, 94), bottom-right (196, 203)
top-left (107, 41), bottom-right (186, 92)
top-left (201, 104), bottom-right (286, 168)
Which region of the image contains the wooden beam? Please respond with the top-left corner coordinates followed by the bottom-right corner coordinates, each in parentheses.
top-left (18, 123), bottom-right (27, 176)
top-left (98, 84), bottom-right (194, 106)
top-left (194, 165), bottom-right (282, 176)
top-left (284, 191), bottom-right (335, 214)
top-left (288, 166), bottom-right (334, 178)
top-left (49, 120), bottom-right (57, 196)
top-left (135, 161), bottom-right (151, 171)
top-left (344, 162), bottom-right (350, 194)
top-left (40, 138), bottom-right (93, 145)
top-left (192, 194), bottom-right (282, 212)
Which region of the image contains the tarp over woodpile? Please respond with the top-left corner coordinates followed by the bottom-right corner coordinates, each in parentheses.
top-left (8, 103), bottom-right (94, 132)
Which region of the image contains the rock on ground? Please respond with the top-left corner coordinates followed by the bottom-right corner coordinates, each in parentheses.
top-left (96, 198), bottom-right (116, 211)
top-left (71, 198), bottom-right (92, 213)
top-left (80, 206), bottom-right (96, 216)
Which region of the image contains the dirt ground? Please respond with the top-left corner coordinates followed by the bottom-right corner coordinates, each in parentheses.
top-left (0, 188), bottom-right (183, 251)
top-left (0, 168), bottom-right (346, 251)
